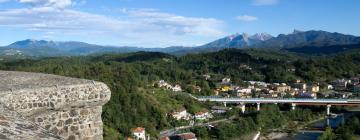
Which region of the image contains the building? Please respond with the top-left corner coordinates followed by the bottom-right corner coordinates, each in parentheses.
top-left (332, 79), bottom-right (350, 90)
top-left (213, 90), bottom-right (219, 96)
top-left (194, 111), bottom-right (212, 120)
top-left (221, 78), bottom-right (231, 84)
top-left (160, 136), bottom-right (170, 140)
top-left (170, 108), bottom-right (192, 120)
top-left (308, 84), bottom-right (320, 93)
top-left (237, 88), bottom-right (252, 94)
top-left (221, 86), bottom-right (230, 92)
top-left (203, 74), bottom-right (211, 80)
top-left (131, 127), bottom-right (146, 140)
top-left (172, 85), bottom-right (182, 92)
top-left (275, 85), bottom-right (291, 92)
top-left (247, 81), bottom-right (268, 87)
top-left (292, 83), bottom-right (307, 90)
top-left (158, 80), bottom-right (169, 87)
top-left (239, 64), bottom-right (252, 70)
top-left (327, 84), bottom-right (334, 90)
top-left (211, 106), bottom-right (228, 114)
top-left (172, 132), bottom-right (197, 140)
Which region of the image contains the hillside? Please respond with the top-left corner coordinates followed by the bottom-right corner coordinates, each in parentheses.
top-left (1, 49), bottom-right (360, 139)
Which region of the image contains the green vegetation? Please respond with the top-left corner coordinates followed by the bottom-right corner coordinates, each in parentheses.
top-left (1, 48), bottom-right (360, 139)
top-left (189, 104), bottom-right (324, 140)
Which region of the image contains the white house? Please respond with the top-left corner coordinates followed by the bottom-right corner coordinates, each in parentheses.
top-left (237, 88), bottom-right (252, 94)
top-left (131, 127), bottom-right (146, 140)
top-left (194, 111), bottom-right (212, 120)
top-left (158, 80), bottom-right (171, 88)
top-left (327, 85), bottom-right (334, 90)
top-left (222, 78), bottom-right (231, 84)
top-left (171, 108), bottom-right (192, 120)
top-left (172, 85), bottom-right (182, 92)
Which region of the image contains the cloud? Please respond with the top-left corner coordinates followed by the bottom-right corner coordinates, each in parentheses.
top-left (0, 0), bottom-right (9, 3)
top-left (0, 7), bottom-right (224, 47)
top-left (236, 15), bottom-right (258, 22)
top-left (252, 0), bottom-right (279, 6)
top-left (19, 0), bottom-right (74, 9)
top-left (125, 9), bottom-right (224, 36)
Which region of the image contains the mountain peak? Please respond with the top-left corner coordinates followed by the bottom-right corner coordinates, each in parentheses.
top-left (292, 29), bottom-right (304, 34)
top-left (8, 39), bottom-right (54, 48)
top-left (251, 32), bottom-right (273, 41)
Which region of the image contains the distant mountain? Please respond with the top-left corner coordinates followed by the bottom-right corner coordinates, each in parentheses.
top-left (283, 43), bottom-right (360, 55)
top-left (1, 30), bottom-right (360, 58)
top-left (200, 33), bottom-right (273, 48)
top-left (256, 30), bottom-right (360, 48)
top-left (2, 39), bottom-right (146, 57)
top-left (199, 30), bottom-right (360, 50)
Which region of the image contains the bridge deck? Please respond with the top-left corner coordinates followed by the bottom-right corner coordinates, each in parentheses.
top-left (197, 96), bottom-right (360, 105)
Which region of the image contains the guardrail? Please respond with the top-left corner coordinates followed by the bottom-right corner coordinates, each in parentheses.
top-left (196, 96), bottom-right (360, 104)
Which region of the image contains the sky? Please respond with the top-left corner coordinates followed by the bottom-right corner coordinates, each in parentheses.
top-left (0, 0), bottom-right (359, 47)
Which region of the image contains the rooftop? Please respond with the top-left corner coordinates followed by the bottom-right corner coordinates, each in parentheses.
top-left (177, 132), bottom-right (197, 139)
top-left (131, 127), bottom-right (145, 133)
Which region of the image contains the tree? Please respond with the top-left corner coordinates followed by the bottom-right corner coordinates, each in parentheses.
top-left (318, 126), bottom-right (336, 140)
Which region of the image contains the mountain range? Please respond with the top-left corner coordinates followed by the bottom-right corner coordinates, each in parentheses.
top-left (1, 30), bottom-right (360, 57)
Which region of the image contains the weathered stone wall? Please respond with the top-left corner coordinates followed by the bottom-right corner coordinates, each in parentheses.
top-left (0, 71), bottom-right (111, 140)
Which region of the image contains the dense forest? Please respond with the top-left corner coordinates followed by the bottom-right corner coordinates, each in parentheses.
top-left (1, 48), bottom-right (360, 139)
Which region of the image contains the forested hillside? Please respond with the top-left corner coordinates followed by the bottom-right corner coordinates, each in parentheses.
top-left (1, 49), bottom-right (360, 139)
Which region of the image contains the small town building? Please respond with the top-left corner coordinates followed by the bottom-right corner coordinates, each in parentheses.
top-left (159, 136), bottom-right (170, 140)
top-left (211, 106), bottom-right (229, 114)
top-left (221, 78), bottom-right (231, 84)
top-left (221, 86), bottom-right (230, 92)
top-left (194, 111), bottom-right (212, 120)
top-left (158, 80), bottom-right (170, 87)
top-left (239, 64), bottom-right (252, 70)
top-left (327, 84), bottom-right (334, 90)
top-left (170, 132), bottom-right (197, 140)
top-left (275, 85), bottom-right (291, 93)
top-left (170, 108), bottom-right (192, 120)
top-left (131, 127), bottom-right (146, 140)
top-left (292, 83), bottom-right (307, 90)
top-left (308, 84), bottom-right (320, 93)
top-left (172, 85), bottom-right (182, 92)
top-left (332, 79), bottom-right (350, 90)
top-left (203, 74), bottom-right (211, 80)
top-left (237, 88), bottom-right (252, 94)
top-left (213, 90), bottom-right (219, 96)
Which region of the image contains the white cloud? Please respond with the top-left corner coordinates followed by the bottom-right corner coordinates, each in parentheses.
top-left (252, 0), bottom-right (279, 6)
top-left (19, 0), bottom-right (73, 9)
top-left (236, 15), bottom-right (258, 22)
top-left (0, 6), bottom-right (224, 47)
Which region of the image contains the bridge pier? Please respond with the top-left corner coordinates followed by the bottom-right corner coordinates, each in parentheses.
top-left (291, 103), bottom-right (296, 110)
top-left (223, 102), bottom-right (227, 107)
top-left (326, 104), bottom-right (331, 116)
top-left (256, 103), bottom-right (260, 111)
top-left (240, 103), bottom-right (246, 114)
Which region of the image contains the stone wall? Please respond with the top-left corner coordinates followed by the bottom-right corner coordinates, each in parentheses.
top-left (0, 71), bottom-right (111, 140)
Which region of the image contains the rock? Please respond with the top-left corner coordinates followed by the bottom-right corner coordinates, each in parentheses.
top-left (0, 71), bottom-right (111, 140)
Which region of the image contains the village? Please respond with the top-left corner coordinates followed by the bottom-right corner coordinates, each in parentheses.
top-left (127, 74), bottom-right (360, 140)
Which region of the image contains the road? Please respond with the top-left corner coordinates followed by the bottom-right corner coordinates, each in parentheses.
top-left (196, 97), bottom-right (360, 105)
top-left (160, 118), bottom-right (230, 137)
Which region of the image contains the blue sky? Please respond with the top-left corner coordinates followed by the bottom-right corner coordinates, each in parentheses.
top-left (0, 0), bottom-right (359, 47)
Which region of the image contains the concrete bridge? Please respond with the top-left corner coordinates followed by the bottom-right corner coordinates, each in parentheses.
top-left (197, 96), bottom-right (360, 115)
